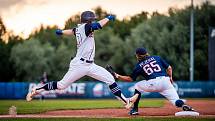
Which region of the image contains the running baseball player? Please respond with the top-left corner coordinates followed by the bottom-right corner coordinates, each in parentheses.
top-left (108, 47), bottom-right (195, 115)
top-left (26, 11), bottom-right (132, 107)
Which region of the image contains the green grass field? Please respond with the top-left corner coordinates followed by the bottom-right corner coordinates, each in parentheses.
top-left (0, 99), bottom-right (214, 121)
top-left (0, 99), bottom-right (164, 114)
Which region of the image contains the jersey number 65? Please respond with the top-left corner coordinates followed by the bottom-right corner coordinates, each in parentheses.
top-left (143, 61), bottom-right (161, 75)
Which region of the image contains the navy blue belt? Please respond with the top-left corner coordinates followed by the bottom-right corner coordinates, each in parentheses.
top-left (80, 58), bottom-right (93, 63)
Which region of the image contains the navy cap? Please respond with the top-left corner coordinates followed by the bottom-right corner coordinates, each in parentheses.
top-left (135, 47), bottom-right (147, 55)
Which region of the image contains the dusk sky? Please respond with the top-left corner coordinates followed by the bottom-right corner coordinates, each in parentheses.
top-left (0, 0), bottom-right (214, 38)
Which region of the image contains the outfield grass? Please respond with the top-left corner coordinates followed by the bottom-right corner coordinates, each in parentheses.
top-left (0, 117), bottom-right (215, 121)
top-left (0, 99), bottom-right (164, 114)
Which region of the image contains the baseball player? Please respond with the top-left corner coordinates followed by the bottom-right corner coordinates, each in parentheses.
top-left (111, 47), bottom-right (195, 115)
top-left (26, 11), bottom-right (131, 107)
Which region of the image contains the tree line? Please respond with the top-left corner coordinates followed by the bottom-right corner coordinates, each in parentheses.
top-left (0, 1), bottom-right (215, 82)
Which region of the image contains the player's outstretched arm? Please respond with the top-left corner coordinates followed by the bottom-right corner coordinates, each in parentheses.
top-left (115, 73), bottom-right (133, 82)
top-left (98, 15), bottom-right (115, 27)
top-left (85, 15), bottom-right (115, 32)
top-left (56, 29), bottom-right (74, 36)
top-left (105, 64), bottom-right (132, 82)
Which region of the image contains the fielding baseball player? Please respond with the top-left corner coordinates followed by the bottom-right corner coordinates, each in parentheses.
top-left (26, 11), bottom-right (131, 107)
top-left (110, 47), bottom-right (195, 115)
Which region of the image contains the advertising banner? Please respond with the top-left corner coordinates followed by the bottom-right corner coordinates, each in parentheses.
top-left (0, 81), bottom-right (215, 99)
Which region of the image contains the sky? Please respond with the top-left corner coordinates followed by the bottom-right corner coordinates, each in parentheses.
top-left (0, 0), bottom-right (214, 38)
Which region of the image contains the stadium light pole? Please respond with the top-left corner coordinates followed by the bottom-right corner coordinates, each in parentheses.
top-left (190, 0), bottom-right (194, 82)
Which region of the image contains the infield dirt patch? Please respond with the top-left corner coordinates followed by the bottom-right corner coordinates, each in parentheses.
top-left (42, 99), bottom-right (215, 117)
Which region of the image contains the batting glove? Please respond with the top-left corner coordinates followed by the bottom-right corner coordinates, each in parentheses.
top-left (106, 15), bottom-right (115, 21)
top-left (56, 29), bottom-right (63, 35)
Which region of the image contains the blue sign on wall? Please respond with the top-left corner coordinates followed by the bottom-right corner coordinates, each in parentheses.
top-left (0, 81), bottom-right (214, 99)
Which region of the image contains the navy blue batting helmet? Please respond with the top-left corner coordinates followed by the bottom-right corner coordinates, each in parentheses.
top-left (135, 47), bottom-right (149, 61)
top-left (81, 11), bottom-right (96, 23)
top-left (135, 47), bottom-right (147, 55)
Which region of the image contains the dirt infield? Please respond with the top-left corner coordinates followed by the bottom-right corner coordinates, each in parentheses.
top-left (43, 99), bottom-right (215, 117)
top-left (1, 99), bottom-right (215, 118)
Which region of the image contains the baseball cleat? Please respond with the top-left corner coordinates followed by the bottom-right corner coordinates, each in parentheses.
top-left (129, 108), bottom-right (139, 115)
top-left (26, 88), bottom-right (38, 101)
top-left (125, 94), bottom-right (139, 109)
top-left (182, 105), bottom-right (195, 111)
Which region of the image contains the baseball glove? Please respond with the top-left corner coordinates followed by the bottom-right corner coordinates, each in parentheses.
top-left (105, 64), bottom-right (117, 79)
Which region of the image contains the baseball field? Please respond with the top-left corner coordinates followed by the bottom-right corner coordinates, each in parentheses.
top-left (0, 99), bottom-right (215, 121)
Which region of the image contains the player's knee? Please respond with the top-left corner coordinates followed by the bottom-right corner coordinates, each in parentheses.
top-left (175, 99), bottom-right (184, 107)
top-left (106, 74), bottom-right (115, 85)
top-left (134, 83), bottom-right (141, 91)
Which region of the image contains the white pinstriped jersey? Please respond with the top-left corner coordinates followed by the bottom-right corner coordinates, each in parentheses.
top-left (58, 22), bottom-right (116, 88)
top-left (74, 24), bottom-right (95, 61)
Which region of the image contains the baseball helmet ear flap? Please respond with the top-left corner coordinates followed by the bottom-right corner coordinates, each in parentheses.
top-left (81, 11), bottom-right (97, 23)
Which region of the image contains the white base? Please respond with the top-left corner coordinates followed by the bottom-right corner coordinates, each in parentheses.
top-left (175, 111), bottom-right (199, 116)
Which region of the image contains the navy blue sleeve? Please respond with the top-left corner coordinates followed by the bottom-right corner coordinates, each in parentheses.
top-left (91, 22), bottom-right (102, 30)
top-left (85, 23), bottom-right (102, 37)
top-left (130, 64), bottom-right (142, 81)
top-left (159, 57), bottom-right (170, 69)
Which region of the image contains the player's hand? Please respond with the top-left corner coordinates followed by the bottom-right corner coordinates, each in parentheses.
top-left (115, 73), bottom-right (119, 79)
top-left (106, 15), bottom-right (115, 21)
top-left (56, 29), bottom-right (63, 35)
